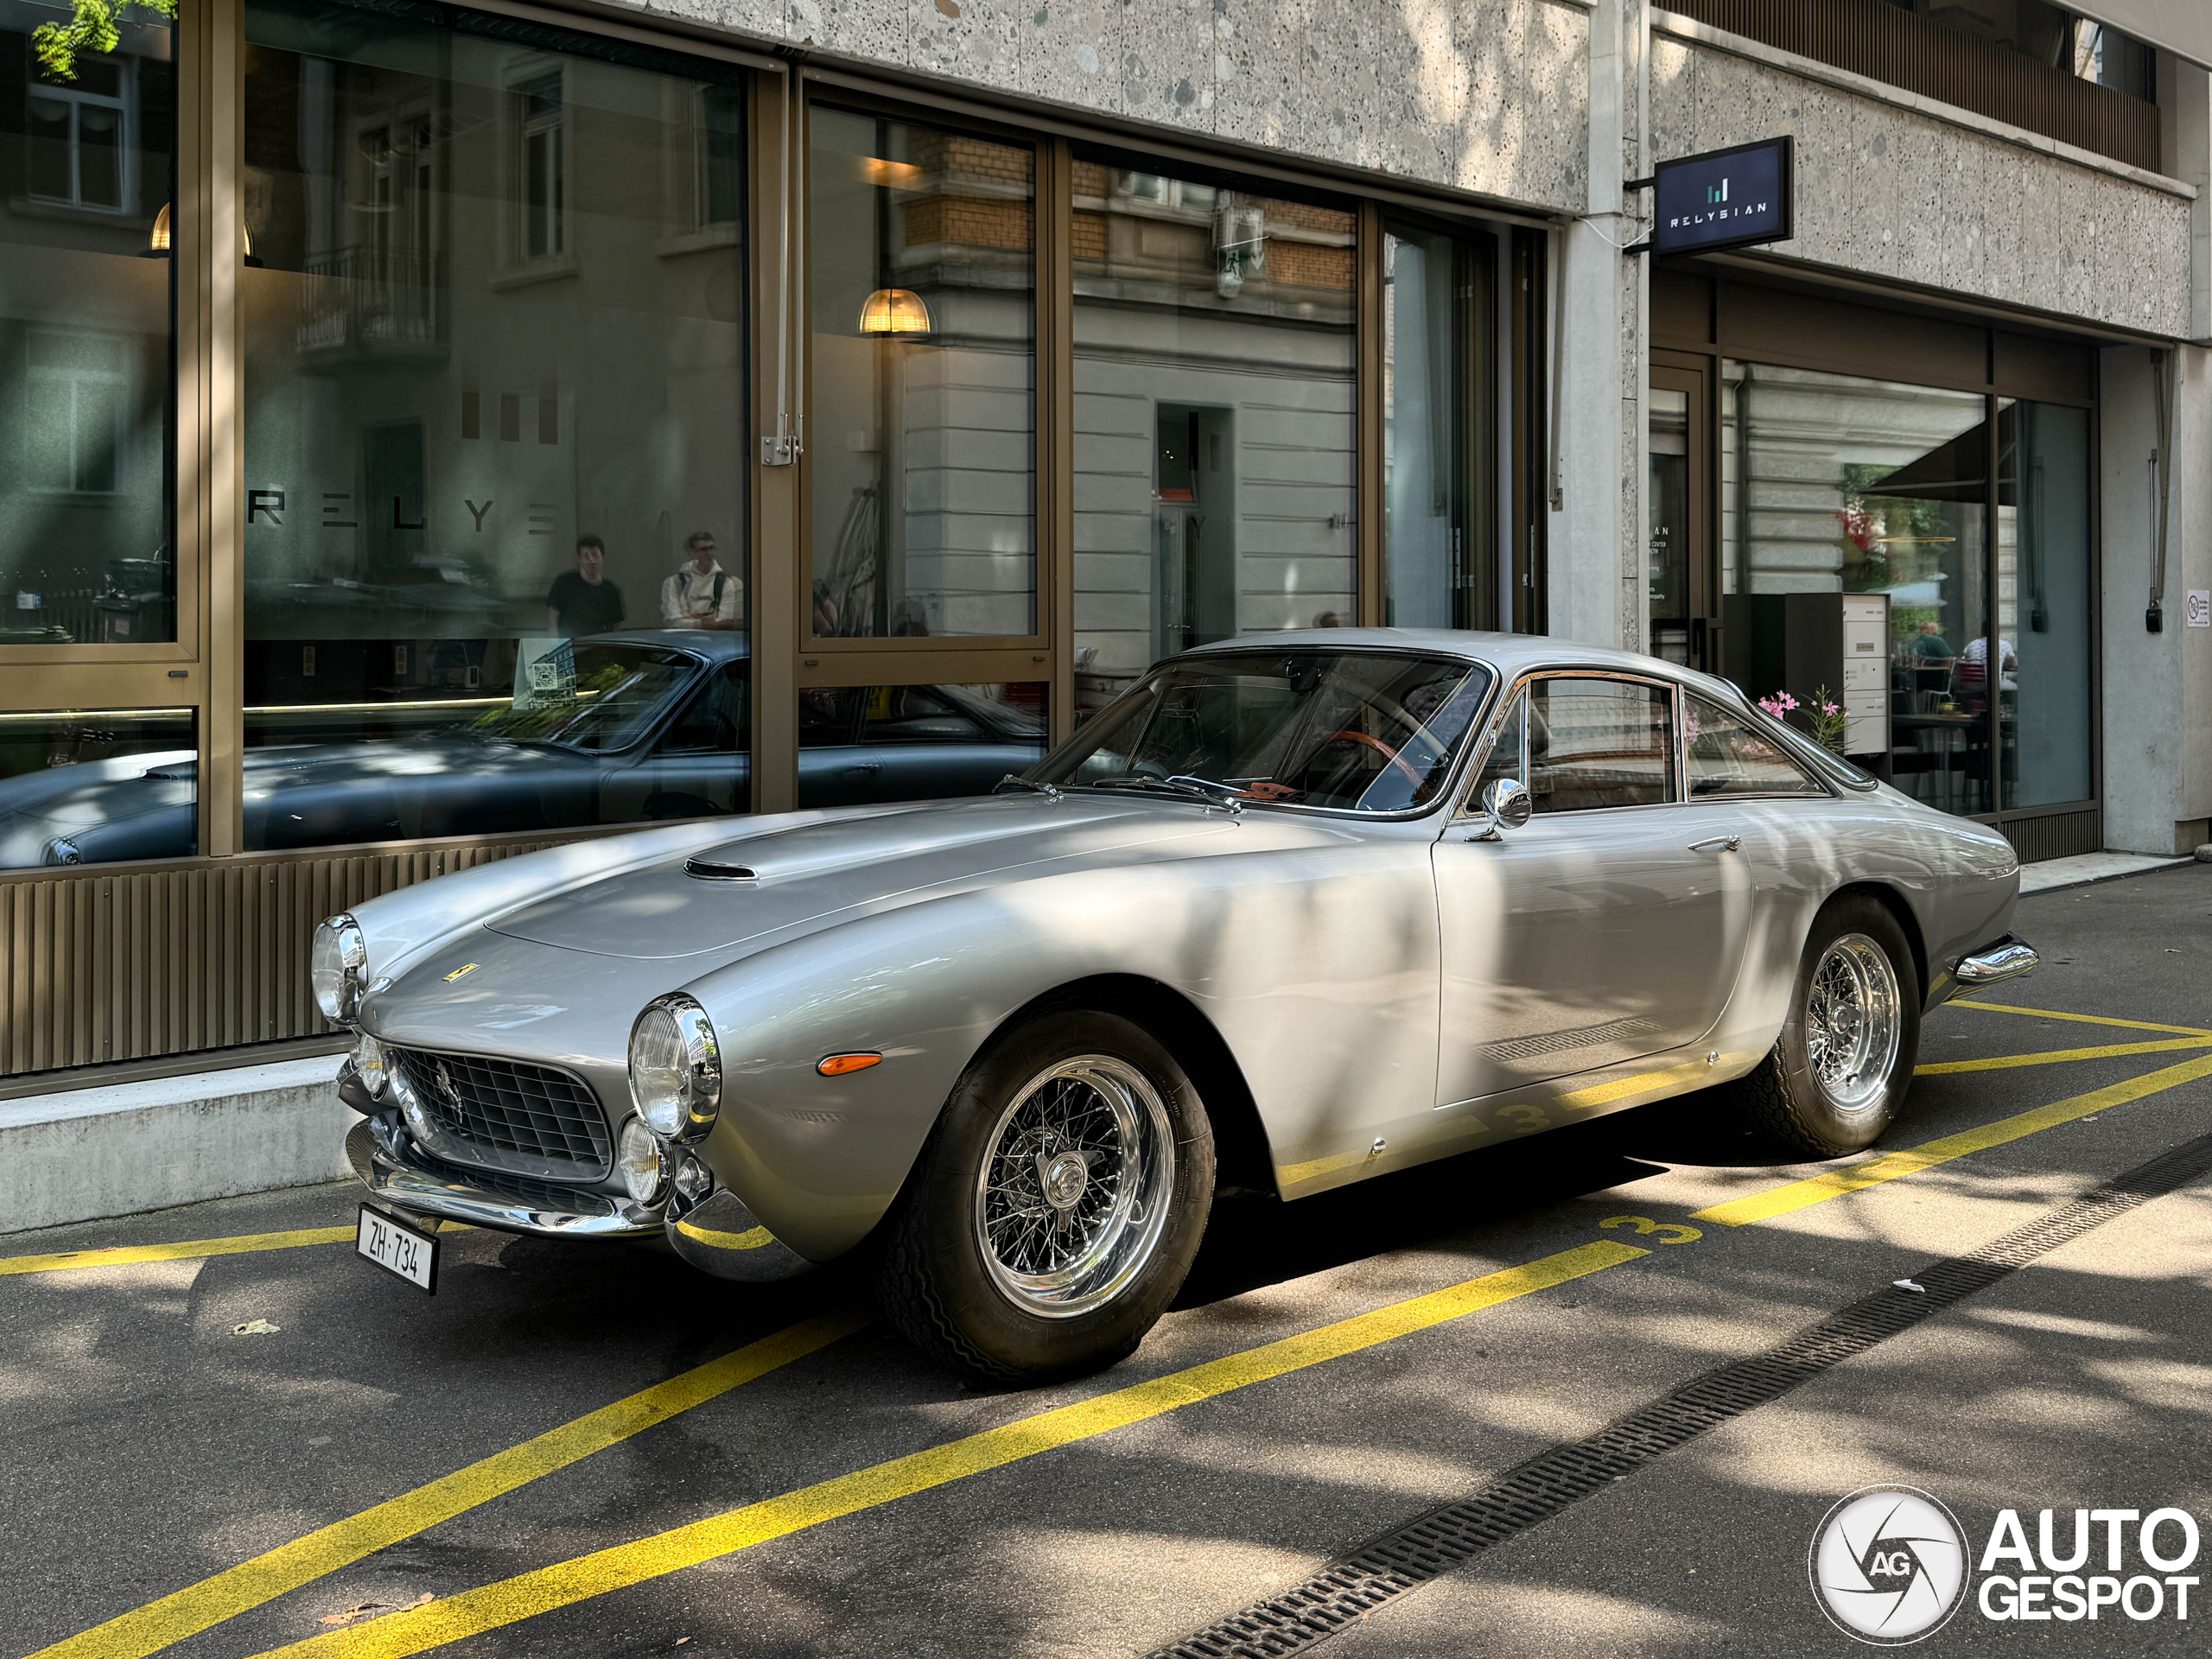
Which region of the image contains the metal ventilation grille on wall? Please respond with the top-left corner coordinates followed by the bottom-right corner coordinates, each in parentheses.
top-left (0, 839), bottom-right (567, 1078)
top-left (1666, 0), bottom-right (2162, 173)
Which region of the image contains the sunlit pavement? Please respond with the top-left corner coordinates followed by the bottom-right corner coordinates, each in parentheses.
top-left (5, 865), bottom-right (2210, 1659)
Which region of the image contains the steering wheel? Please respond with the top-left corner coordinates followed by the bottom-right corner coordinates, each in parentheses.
top-left (1316, 728), bottom-right (1425, 791)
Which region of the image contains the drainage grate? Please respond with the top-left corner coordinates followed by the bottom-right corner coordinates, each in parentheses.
top-left (1152, 1130), bottom-right (2212, 1659)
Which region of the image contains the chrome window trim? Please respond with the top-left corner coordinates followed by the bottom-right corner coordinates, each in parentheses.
top-left (1680, 687), bottom-right (1831, 804)
top-left (1453, 667), bottom-right (1683, 820)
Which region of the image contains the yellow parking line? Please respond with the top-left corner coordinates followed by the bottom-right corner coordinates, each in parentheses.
top-left (23, 1313), bottom-right (866, 1659)
top-left (1691, 1052), bottom-right (2212, 1228)
top-left (228, 1040), bottom-right (2212, 1659)
top-left (1916, 1036), bottom-right (2212, 1075)
top-left (1952, 999), bottom-right (2212, 1039)
top-left (0, 1226), bottom-right (357, 1277)
top-left (240, 1242), bottom-right (1646, 1659)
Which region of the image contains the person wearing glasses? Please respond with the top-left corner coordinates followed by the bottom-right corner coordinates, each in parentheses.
top-left (660, 531), bottom-right (743, 631)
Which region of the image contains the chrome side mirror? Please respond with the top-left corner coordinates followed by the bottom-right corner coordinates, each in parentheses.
top-left (1478, 779), bottom-right (1530, 836)
top-left (1482, 777), bottom-right (1532, 830)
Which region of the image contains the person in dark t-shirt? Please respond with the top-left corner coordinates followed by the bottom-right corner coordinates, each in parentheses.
top-left (546, 536), bottom-right (626, 638)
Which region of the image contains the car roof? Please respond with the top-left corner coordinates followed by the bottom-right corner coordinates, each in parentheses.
top-left (1179, 627), bottom-right (1745, 701)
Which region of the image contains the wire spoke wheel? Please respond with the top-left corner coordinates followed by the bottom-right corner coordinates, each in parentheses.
top-left (973, 1054), bottom-right (1176, 1319)
top-left (1803, 932), bottom-right (1901, 1115)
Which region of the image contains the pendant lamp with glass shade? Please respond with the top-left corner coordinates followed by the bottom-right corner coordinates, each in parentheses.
top-left (146, 204), bottom-right (260, 264)
top-left (857, 287), bottom-right (931, 336)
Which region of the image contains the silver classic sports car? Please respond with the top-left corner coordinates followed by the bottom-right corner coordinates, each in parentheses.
top-left (323, 630), bottom-right (2038, 1383)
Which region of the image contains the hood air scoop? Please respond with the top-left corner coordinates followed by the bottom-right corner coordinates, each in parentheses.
top-left (684, 857), bottom-right (758, 881)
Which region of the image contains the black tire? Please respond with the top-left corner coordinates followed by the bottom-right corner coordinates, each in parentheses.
top-left (878, 1008), bottom-right (1215, 1388)
top-left (1726, 895), bottom-right (1921, 1159)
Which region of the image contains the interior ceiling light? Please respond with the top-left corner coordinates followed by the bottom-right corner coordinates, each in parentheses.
top-left (860, 156), bottom-right (924, 190)
top-left (858, 288), bottom-right (933, 337)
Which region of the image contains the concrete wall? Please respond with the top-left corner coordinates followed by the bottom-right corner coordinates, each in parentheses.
top-left (1649, 16), bottom-right (2196, 340)
top-left (0, 1057), bottom-right (353, 1234)
top-left (631, 0), bottom-right (1595, 212)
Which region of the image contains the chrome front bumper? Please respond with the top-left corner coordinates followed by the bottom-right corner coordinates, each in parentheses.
top-left (344, 1113), bottom-right (816, 1281)
top-left (1954, 934), bottom-right (2041, 988)
top-left (346, 1116), bottom-right (662, 1238)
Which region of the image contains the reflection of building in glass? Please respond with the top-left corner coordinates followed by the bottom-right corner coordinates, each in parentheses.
top-left (809, 111), bottom-right (1036, 641)
top-left (1072, 159), bottom-right (1356, 713)
top-left (238, 0), bottom-right (749, 844)
top-left (0, 1), bottom-right (175, 645)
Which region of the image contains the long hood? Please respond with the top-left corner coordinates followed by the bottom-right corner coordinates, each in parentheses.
top-left (480, 794), bottom-right (1268, 962)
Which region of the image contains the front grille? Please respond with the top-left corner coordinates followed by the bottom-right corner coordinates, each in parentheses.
top-left (391, 1046), bottom-right (612, 1179)
top-left (411, 1147), bottom-right (620, 1217)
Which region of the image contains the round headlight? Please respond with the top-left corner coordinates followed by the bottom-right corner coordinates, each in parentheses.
top-left (311, 915), bottom-right (368, 1024)
top-left (627, 994), bottom-right (721, 1142)
top-left (617, 1116), bottom-right (668, 1205)
top-left (353, 1032), bottom-right (389, 1096)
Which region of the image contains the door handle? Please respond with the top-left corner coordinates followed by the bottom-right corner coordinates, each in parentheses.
top-left (1688, 835), bottom-right (1740, 854)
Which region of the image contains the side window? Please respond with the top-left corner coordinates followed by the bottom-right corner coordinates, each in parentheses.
top-left (1686, 695), bottom-right (1823, 797)
top-left (860, 685), bottom-right (984, 744)
top-left (1528, 678), bottom-right (1674, 813)
top-left (1463, 690), bottom-right (1526, 811)
top-left (797, 687), bottom-right (858, 747)
top-left (657, 664), bottom-right (747, 755)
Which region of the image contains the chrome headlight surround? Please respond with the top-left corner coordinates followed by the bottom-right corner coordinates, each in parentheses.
top-left (627, 994), bottom-right (721, 1143)
top-left (311, 914), bottom-right (368, 1025)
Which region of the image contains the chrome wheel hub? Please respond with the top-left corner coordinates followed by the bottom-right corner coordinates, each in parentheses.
top-left (1805, 933), bottom-right (1902, 1115)
top-left (975, 1055), bottom-right (1175, 1319)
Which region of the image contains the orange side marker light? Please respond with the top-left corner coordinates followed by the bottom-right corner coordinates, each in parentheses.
top-left (817, 1052), bottom-right (883, 1077)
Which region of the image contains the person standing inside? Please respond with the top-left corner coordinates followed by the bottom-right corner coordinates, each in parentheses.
top-left (660, 531), bottom-right (743, 631)
top-left (546, 535), bottom-right (627, 637)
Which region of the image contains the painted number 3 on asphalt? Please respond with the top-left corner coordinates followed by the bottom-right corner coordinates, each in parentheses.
top-left (1599, 1216), bottom-right (1704, 1244)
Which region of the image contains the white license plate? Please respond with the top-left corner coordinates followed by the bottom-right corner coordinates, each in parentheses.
top-left (356, 1205), bottom-right (438, 1293)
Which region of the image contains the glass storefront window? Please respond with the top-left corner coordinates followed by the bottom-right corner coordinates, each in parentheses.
top-left (1070, 152), bottom-right (1356, 720)
top-left (808, 108), bottom-right (1034, 640)
top-left (0, 707), bottom-right (194, 866)
top-left (1, 10), bottom-right (176, 645)
top-left (796, 682), bottom-right (1045, 806)
top-left (1999, 400), bottom-right (2093, 809)
top-left (1722, 362), bottom-right (1994, 817)
top-left (1381, 222), bottom-right (1494, 630)
top-left (239, 0), bottom-right (748, 851)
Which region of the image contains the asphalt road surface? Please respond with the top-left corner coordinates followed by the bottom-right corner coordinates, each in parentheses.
top-left (6, 864), bottom-right (2211, 1659)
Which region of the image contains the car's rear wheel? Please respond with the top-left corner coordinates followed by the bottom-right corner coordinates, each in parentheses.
top-left (1728, 895), bottom-right (1920, 1159)
top-left (878, 1008), bottom-right (1214, 1387)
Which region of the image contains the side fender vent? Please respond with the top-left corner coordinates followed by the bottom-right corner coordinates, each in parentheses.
top-left (684, 857), bottom-right (758, 882)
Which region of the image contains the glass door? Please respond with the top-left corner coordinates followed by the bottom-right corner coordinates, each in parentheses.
top-left (1649, 354), bottom-right (1716, 672)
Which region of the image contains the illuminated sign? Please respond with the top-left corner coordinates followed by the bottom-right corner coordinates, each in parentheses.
top-left (1649, 137), bottom-right (1793, 257)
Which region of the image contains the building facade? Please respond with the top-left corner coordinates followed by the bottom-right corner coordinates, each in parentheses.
top-left (0, 0), bottom-right (2206, 1088)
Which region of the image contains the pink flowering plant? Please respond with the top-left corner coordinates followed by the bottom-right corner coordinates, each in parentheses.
top-left (1759, 686), bottom-right (1849, 756)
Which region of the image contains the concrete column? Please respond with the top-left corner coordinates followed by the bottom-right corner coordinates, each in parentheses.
top-left (1548, 0), bottom-right (1638, 651)
top-left (2100, 342), bottom-right (2212, 854)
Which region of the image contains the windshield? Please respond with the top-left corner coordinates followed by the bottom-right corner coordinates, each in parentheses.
top-left (1035, 652), bottom-right (1491, 812)
top-left (467, 642), bottom-right (700, 753)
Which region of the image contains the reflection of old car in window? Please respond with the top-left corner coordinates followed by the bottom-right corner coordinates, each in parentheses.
top-left (326, 630), bottom-right (2038, 1389)
top-left (0, 632), bottom-right (1045, 868)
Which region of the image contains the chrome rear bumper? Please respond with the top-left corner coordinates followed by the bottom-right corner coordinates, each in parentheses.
top-left (346, 1116), bottom-right (661, 1238)
top-left (1954, 934), bottom-right (2041, 989)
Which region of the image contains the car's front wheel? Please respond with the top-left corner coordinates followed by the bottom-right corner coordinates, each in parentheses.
top-left (878, 1008), bottom-right (1214, 1387)
top-left (1728, 895), bottom-right (1921, 1159)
